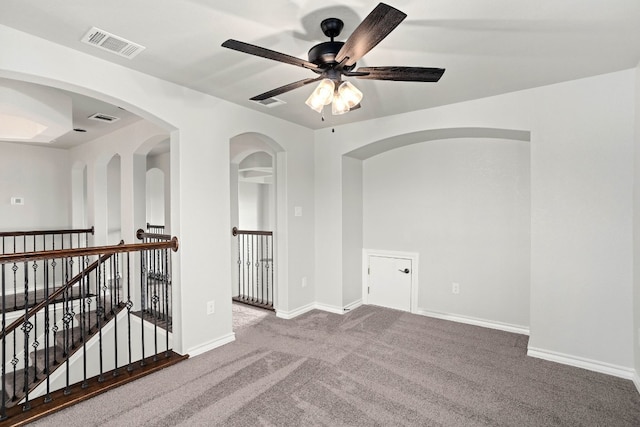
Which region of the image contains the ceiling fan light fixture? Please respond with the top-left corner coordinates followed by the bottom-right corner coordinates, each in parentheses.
top-left (305, 79), bottom-right (335, 113)
top-left (331, 93), bottom-right (350, 115)
top-left (338, 81), bottom-right (363, 108)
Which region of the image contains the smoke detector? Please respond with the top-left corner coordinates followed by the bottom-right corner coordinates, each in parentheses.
top-left (88, 113), bottom-right (120, 123)
top-left (81, 27), bottom-right (145, 59)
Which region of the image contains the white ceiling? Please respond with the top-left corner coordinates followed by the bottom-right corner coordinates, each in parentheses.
top-left (1, 0), bottom-right (640, 136)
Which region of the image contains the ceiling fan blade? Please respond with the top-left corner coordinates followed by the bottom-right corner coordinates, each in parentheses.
top-left (355, 66), bottom-right (445, 82)
top-left (222, 39), bottom-right (319, 71)
top-left (335, 3), bottom-right (407, 67)
top-left (250, 77), bottom-right (323, 101)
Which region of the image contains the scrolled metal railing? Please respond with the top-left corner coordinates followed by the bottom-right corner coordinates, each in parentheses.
top-left (146, 223), bottom-right (165, 235)
top-left (0, 236), bottom-right (180, 425)
top-left (136, 229), bottom-right (172, 332)
top-left (0, 227), bottom-right (94, 313)
top-left (231, 227), bottom-right (274, 311)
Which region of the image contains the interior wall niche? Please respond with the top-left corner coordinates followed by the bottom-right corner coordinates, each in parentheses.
top-left (362, 137), bottom-right (531, 328)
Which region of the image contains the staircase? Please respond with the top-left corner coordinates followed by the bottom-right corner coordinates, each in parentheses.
top-left (0, 232), bottom-right (185, 426)
top-left (3, 300), bottom-right (121, 408)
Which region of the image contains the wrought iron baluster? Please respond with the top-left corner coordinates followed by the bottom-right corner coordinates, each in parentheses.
top-left (236, 233), bottom-right (241, 300)
top-left (80, 260), bottom-right (88, 389)
top-left (43, 258), bottom-right (52, 403)
top-left (126, 252), bottom-right (133, 371)
top-left (140, 249), bottom-right (146, 367)
top-left (260, 235), bottom-right (265, 305)
top-left (97, 258), bottom-right (104, 382)
top-left (112, 253), bottom-right (119, 377)
top-left (31, 260), bottom-right (39, 384)
top-left (253, 235), bottom-right (258, 302)
top-left (164, 247), bottom-right (170, 356)
top-left (21, 261), bottom-right (32, 411)
top-left (63, 257), bottom-right (72, 395)
top-left (1, 264), bottom-right (7, 420)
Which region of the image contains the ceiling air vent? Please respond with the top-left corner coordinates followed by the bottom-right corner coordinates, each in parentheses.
top-left (88, 113), bottom-right (120, 123)
top-left (81, 27), bottom-right (145, 59)
top-left (254, 97), bottom-right (286, 108)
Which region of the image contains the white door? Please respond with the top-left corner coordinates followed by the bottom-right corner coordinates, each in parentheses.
top-left (367, 255), bottom-right (412, 312)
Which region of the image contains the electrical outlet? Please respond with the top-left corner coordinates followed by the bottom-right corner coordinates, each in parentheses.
top-left (452, 282), bottom-right (460, 294)
top-left (206, 300), bottom-right (215, 315)
top-left (302, 276), bottom-right (307, 288)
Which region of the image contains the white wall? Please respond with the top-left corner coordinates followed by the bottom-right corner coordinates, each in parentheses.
top-left (146, 168), bottom-right (165, 227)
top-left (316, 69), bottom-right (635, 375)
top-left (0, 23), bottom-right (316, 355)
top-left (0, 141), bottom-right (70, 230)
top-left (107, 154), bottom-right (121, 244)
top-left (238, 182), bottom-right (263, 230)
top-left (362, 137), bottom-right (530, 328)
top-left (147, 150), bottom-right (170, 232)
top-left (342, 156), bottom-right (363, 307)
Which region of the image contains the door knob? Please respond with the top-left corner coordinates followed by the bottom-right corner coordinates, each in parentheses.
top-left (398, 268), bottom-right (410, 274)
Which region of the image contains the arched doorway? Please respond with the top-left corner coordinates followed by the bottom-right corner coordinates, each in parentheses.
top-left (230, 133), bottom-right (285, 320)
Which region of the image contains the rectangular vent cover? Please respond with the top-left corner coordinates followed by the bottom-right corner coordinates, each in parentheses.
top-left (254, 97), bottom-right (286, 108)
top-left (81, 27), bottom-right (145, 59)
top-left (88, 113), bottom-right (120, 123)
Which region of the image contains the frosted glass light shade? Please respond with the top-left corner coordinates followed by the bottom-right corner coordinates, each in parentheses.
top-left (338, 81), bottom-right (363, 108)
top-left (305, 79), bottom-right (335, 113)
top-left (331, 93), bottom-right (349, 115)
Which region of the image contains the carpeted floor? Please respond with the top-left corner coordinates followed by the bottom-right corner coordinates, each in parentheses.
top-left (32, 304), bottom-right (640, 426)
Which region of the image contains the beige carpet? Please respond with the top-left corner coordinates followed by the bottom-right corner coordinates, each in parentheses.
top-left (31, 304), bottom-right (640, 426)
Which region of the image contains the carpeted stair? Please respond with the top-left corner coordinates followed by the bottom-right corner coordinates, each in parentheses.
top-left (2, 305), bottom-right (121, 408)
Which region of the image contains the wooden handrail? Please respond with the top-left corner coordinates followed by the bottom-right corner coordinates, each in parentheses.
top-left (0, 238), bottom-right (178, 264)
top-left (1, 248), bottom-right (118, 340)
top-left (0, 226), bottom-right (94, 238)
top-left (232, 227), bottom-right (273, 236)
top-left (136, 229), bottom-right (171, 241)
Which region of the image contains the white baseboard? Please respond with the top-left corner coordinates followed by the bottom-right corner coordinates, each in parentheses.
top-left (276, 300), bottom-right (363, 319)
top-left (527, 346), bottom-right (635, 380)
top-left (343, 299), bottom-right (363, 312)
top-left (314, 302), bottom-right (346, 315)
top-left (187, 332), bottom-right (235, 357)
top-left (415, 309), bottom-right (530, 336)
top-left (634, 372), bottom-right (640, 395)
top-left (276, 302), bottom-right (316, 320)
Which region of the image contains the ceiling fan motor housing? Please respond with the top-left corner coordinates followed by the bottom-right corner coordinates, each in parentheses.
top-left (308, 41), bottom-right (355, 71)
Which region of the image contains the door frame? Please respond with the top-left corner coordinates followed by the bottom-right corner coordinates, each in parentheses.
top-left (362, 249), bottom-right (420, 314)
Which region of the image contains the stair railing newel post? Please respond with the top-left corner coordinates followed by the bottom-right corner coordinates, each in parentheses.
top-left (112, 252), bottom-right (119, 377)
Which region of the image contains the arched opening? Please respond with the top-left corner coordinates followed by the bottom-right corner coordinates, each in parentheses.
top-left (230, 132), bottom-right (285, 328)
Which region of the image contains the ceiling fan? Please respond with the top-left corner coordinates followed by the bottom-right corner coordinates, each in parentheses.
top-left (222, 2), bottom-right (445, 116)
